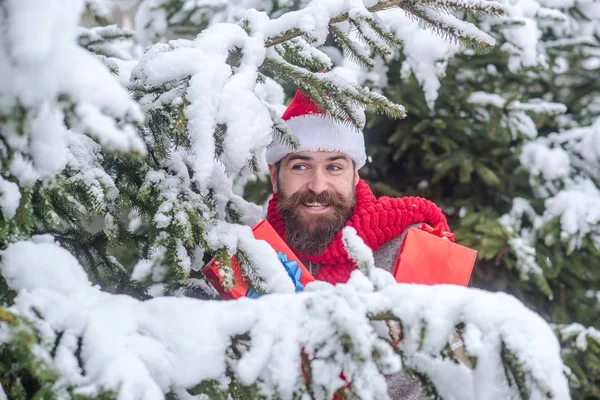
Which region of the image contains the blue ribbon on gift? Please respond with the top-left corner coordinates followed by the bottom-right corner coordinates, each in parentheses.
top-left (245, 251), bottom-right (304, 298)
top-left (278, 251), bottom-right (304, 293)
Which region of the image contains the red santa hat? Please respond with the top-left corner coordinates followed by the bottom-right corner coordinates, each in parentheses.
top-left (265, 90), bottom-right (367, 168)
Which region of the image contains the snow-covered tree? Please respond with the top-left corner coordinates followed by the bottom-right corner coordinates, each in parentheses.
top-left (351, 0), bottom-right (600, 397)
top-left (0, 0), bottom-right (575, 398)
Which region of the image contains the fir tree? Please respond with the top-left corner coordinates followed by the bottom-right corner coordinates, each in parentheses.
top-left (354, 1), bottom-right (600, 397)
top-left (0, 0), bottom-right (580, 399)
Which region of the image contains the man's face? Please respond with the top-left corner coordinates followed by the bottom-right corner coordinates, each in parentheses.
top-left (269, 151), bottom-right (359, 256)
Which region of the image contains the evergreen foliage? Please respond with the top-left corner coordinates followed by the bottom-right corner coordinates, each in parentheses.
top-left (358, 1), bottom-right (600, 397)
top-left (0, 0), bottom-right (584, 398)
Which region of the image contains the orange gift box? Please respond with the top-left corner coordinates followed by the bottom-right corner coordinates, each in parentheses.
top-left (202, 220), bottom-right (314, 299)
top-left (393, 226), bottom-right (477, 286)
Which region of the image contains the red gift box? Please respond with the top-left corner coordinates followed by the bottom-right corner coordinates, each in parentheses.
top-left (393, 224), bottom-right (477, 286)
top-left (202, 220), bottom-right (314, 299)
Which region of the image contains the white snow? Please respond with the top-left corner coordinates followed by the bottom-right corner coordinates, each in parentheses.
top-left (65, 130), bottom-right (120, 206)
top-left (132, 259), bottom-right (155, 282)
top-left (382, 9), bottom-right (463, 110)
top-left (520, 140), bottom-right (571, 181)
top-left (0, 0), bottom-right (146, 190)
top-left (0, 176), bottom-right (21, 219)
top-left (544, 179), bottom-right (600, 242)
top-left (556, 323), bottom-right (600, 351)
top-left (508, 99), bottom-right (567, 115)
top-left (1, 240), bottom-right (91, 296)
top-left (1, 0), bottom-right (594, 399)
top-left (0, 239), bottom-right (571, 400)
top-left (513, 116), bottom-right (600, 253)
top-left (468, 91), bottom-right (507, 108)
top-left (499, 198), bottom-right (546, 282)
top-left (381, 282), bottom-right (570, 400)
top-left (342, 226), bottom-right (376, 279)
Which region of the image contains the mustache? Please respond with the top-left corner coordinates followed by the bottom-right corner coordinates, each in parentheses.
top-left (277, 189), bottom-right (353, 211)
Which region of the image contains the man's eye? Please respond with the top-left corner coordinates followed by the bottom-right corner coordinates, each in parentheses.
top-left (291, 164), bottom-right (308, 170)
top-left (328, 165), bottom-right (342, 171)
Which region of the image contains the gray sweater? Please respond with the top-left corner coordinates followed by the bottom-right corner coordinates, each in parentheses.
top-left (374, 233), bottom-right (427, 400)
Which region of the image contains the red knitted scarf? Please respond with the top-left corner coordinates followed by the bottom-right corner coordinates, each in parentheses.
top-left (267, 179), bottom-right (450, 284)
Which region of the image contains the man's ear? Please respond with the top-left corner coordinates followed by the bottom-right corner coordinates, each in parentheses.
top-left (354, 168), bottom-right (360, 186)
top-left (268, 164), bottom-right (278, 193)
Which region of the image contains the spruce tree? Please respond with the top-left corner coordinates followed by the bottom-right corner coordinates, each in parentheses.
top-left (0, 0), bottom-right (580, 399)
top-left (356, 2), bottom-right (600, 398)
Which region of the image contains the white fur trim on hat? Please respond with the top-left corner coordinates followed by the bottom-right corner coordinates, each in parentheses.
top-left (266, 114), bottom-right (366, 168)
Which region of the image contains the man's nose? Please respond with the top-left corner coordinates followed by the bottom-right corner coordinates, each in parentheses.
top-left (307, 169), bottom-right (328, 194)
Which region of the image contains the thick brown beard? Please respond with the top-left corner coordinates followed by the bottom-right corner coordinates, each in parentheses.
top-left (277, 184), bottom-right (356, 257)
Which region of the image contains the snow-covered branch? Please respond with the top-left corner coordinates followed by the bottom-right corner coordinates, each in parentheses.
top-left (0, 239), bottom-right (570, 400)
top-left (0, 0), bottom-right (145, 235)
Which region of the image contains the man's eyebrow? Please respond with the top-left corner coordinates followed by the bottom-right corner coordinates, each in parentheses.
top-left (285, 154), bottom-right (350, 163)
top-left (326, 155), bottom-right (350, 162)
top-left (286, 155), bottom-right (313, 163)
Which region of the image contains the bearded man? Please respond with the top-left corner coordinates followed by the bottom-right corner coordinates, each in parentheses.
top-left (264, 90), bottom-right (451, 400)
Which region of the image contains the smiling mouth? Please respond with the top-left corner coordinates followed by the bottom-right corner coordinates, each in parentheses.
top-left (303, 202), bottom-right (330, 210)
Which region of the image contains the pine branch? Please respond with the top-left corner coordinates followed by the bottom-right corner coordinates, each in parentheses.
top-left (214, 123), bottom-right (227, 158)
top-left (236, 250), bottom-right (268, 297)
top-left (349, 17), bottom-right (393, 58)
top-left (208, 248), bottom-right (236, 291)
top-left (171, 277), bottom-right (221, 300)
top-left (0, 307), bottom-right (59, 399)
top-left (402, 1), bottom-right (496, 50)
top-left (268, 105), bottom-right (300, 151)
top-left (417, 0), bottom-right (505, 15)
top-left (247, 154), bottom-right (261, 175)
top-left (263, 54), bottom-right (405, 128)
top-left (264, 0), bottom-right (501, 50)
top-left (265, 0), bottom-right (409, 47)
top-left (78, 25), bottom-right (134, 48)
top-left (77, 25), bottom-right (137, 61)
top-left (330, 25), bottom-right (376, 70)
top-left (501, 342), bottom-right (530, 400)
top-left (275, 38), bottom-right (332, 71)
top-left (367, 311), bottom-right (401, 321)
top-left (361, 16), bottom-right (405, 50)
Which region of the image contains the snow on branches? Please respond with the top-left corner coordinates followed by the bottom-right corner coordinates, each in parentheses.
top-left (0, 0), bottom-right (145, 243)
top-left (1, 238), bottom-right (571, 400)
top-left (0, 0), bottom-right (577, 398)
